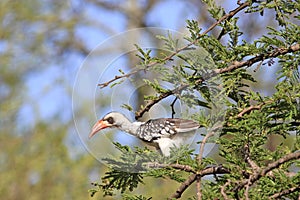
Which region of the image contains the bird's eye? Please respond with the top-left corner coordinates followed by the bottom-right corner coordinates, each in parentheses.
top-left (106, 117), bottom-right (114, 124)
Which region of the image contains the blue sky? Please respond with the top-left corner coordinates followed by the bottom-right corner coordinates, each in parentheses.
top-left (19, 1), bottom-right (202, 127)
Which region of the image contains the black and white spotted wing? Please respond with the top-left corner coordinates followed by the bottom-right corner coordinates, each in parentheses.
top-left (136, 118), bottom-right (200, 142)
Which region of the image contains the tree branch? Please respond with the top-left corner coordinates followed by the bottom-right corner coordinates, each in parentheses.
top-left (237, 104), bottom-right (263, 118)
top-left (170, 97), bottom-right (178, 118)
top-left (197, 125), bottom-right (222, 164)
top-left (244, 143), bottom-right (260, 171)
top-left (170, 174), bottom-right (197, 199)
top-left (260, 151), bottom-right (300, 178)
top-left (98, 41), bottom-right (192, 89)
top-left (170, 165), bottom-right (230, 199)
top-left (217, 1), bottom-right (251, 40)
top-left (244, 179), bottom-right (251, 200)
top-left (196, 176), bottom-right (202, 200)
top-left (235, 151), bottom-right (300, 191)
top-left (237, 99), bottom-right (275, 118)
top-left (221, 180), bottom-right (233, 200)
top-left (145, 162), bottom-right (196, 173)
top-left (197, 128), bottom-right (226, 200)
top-left (269, 185), bottom-right (300, 199)
top-left (202, 1), bottom-right (250, 36)
top-left (135, 83), bottom-right (191, 119)
top-left (199, 165), bottom-right (230, 176)
top-left (214, 43), bottom-right (300, 74)
top-left (243, 143), bottom-right (259, 200)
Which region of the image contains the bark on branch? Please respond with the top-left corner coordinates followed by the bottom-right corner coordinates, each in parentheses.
top-left (268, 186), bottom-right (300, 199)
top-left (214, 44), bottom-right (300, 74)
top-left (170, 165), bottom-right (230, 199)
top-left (235, 151), bottom-right (300, 191)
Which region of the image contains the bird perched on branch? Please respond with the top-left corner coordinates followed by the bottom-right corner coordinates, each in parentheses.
top-left (89, 112), bottom-right (200, 156)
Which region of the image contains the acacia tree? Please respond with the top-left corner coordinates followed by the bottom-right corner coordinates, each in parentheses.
top-left (90, 1), bottom-right (300, 199)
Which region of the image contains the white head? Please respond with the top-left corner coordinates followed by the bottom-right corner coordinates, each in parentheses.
top-left (89, 112), bottom-right (131, 138)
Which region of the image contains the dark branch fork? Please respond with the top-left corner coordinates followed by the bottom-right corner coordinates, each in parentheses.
top-left (218, 151), bottom-right (300, 199)
top-left (234, 151), bottom-right (300, 192)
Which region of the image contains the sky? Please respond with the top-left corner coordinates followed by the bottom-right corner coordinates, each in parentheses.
top-left (22, 0), bottom-right (203, 123)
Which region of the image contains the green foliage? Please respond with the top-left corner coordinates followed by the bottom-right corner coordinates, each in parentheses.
top-left (186, 20), bottom-right (202, 41)
top-left (247, 0), bottom-right (299, 26)
top-left (91, 1), bottom-right (300, 199)
top-left (202, 0), bottom-right (225, 20)
top-left (122, 194), bottom-right (152, 200)
top-left (157, 31), bottom-right (180, 52)
top-left (89, 143), bottom-right (198, 197)
top-left (135, 44), bottom-right (154, 66)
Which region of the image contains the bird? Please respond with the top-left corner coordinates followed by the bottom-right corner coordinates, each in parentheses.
top-left (89, 112), bottom-right (201, 156)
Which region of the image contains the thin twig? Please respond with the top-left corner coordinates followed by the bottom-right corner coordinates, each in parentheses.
top-left (197, 130), bottom-right (215, 164)
top-left (195, 127), bottom-right (219, 199)
top-left (98, 47), bottom-right (190, 88)
top-left (203, 2), bottom-right (250, 37)
top-left (145, 162), bottom-right (196, 173)
top-left (237, 100), bottom-right (273, 118)
top-left (237, 104), bottom-right (263, 118)
top-left (244, 143), bottom-right (260, 171)
top-left (221, 180), bottom-right (233, 200)
top-left (98, 70), bottom-right (139, 88)
top-left (243, 143), bottom-right (258, 200)
top-left (170, 97), bottom-right (178, 118)
top-left (194, 126), bottom-right (223, 199)
top-left (217, 1), bottom-right (251, 40)
top-left (197, 125), bottom-right (222, 164)
top-left (135, 84), bottom-right (190, 119)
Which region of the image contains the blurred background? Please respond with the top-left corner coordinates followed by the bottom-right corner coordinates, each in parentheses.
top-left (0, 0), bottom-right (280, 199)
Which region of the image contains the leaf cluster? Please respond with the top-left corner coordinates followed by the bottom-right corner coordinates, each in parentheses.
top-left (92, 1), bottom-right (300, 199)
top-left (90, 143), bottom-right (198, 197)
